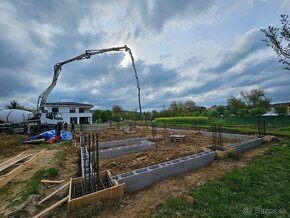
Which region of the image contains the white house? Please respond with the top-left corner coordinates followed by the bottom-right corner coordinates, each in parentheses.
top-left (46, 102), bottom-right (94, 124)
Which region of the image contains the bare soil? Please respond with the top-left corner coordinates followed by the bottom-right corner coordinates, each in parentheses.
top-left (98, 128), bottom-right (241, 175)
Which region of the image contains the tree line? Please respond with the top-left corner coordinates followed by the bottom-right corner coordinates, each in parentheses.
top-left (92, 87), bottom-right (288, 123)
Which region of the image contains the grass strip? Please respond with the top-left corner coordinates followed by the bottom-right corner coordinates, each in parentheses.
top-left (156, 141), bottom-right (290, 217)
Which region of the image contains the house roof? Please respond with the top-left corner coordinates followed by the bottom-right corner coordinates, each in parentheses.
top-left (272, 102), bottom-right (290, 106)
top-left (46, 102), bottom-right (94, 108)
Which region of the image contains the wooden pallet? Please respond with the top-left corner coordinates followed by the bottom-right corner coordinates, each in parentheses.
top-left (0, 150), bottom-right (47, 188)
top-left (170, 135), bottom-right (186, 143)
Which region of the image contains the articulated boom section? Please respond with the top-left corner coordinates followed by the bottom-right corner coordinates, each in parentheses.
top-left (37, 45), bottom-right (142, 118)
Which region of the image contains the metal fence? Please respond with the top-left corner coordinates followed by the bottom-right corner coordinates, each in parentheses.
top-left (155, 116), bottom-right (290, 128)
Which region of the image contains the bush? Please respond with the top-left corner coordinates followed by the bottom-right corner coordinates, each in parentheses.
top-left (274, 105), bottom-right (288, 116)
top-left (155, 116), bottom-right (208, 126)
top-left (250, 107), bottom-right (267, 116)
top-left (208, 110), bottom-right (220, 117)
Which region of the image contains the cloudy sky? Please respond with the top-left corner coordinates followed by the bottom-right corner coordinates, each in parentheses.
top-left (0, 0), bottom-right (289, 111)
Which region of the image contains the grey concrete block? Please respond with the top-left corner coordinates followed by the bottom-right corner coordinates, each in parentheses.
top-left (232, 138), bottom-right (263, 153)
top-left (99, 137), bottom-right (148, 149)
top-left (201, 131), bottom-right (250, 140)
top-left (114, 150), bottom-right (216, 192)
top-left (97, 140), bottom-right (156, 159)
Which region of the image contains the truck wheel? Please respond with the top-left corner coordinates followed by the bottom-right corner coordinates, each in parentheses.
top-left (2, 128), bottom-right (12, 134)
top-left (40, 127), bottom-right (49, 133)
top-left (28, 127), bottom-right (36, 136)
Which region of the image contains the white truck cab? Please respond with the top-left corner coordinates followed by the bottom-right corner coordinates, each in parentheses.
top-left (40, 112), bottom-right (63, 125)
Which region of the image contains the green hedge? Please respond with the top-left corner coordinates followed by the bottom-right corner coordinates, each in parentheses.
top-left (154, 116), bottom-right (290, 128)
top-left (155, 116), bottom-right (209, 126)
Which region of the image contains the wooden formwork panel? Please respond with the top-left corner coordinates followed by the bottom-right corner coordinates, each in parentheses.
top-left (68, 170), bottom-right (125, 210)
top-left (0, 150), bottom-right (47, 188)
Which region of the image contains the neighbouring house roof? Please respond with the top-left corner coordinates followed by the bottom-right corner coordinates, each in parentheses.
top-left (272, 102), bottom-right (290, 107)
top-left (208, 105), bottom-right (218, 111)
top-left (46, 102), bottom-right (94, 108)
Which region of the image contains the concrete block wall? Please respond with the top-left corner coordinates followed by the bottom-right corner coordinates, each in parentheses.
top-left (229, 138), bottom-right (263, 153)
top-left (112, 150), bottom-right (216, 192)
top-left (80, 145), bottom-right (93, 178)
top-left (97, 140), bottom-right (155, 159)
top-left (165, 128), bottom-right (250, 140)
top-left (201, 131), bottom-right (251, 140)
top-left (99, 137), bottom-right (148, 149)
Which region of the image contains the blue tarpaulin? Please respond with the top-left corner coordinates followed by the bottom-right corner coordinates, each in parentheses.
top-left (24, 130), bottom-right (72, 142)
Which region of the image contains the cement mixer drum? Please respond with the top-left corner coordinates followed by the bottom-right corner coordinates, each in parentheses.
top-left (0, 109), bottom-right (34, 123)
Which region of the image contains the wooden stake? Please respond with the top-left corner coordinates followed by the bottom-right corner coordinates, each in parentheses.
top-left (33, 196), bottom-right (68, 218)
top-left (41, 179), bottom-right (65, 184)
top-left (38, 182), bottom-right (69, 205)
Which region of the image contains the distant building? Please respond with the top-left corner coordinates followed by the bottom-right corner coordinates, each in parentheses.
top-left (194, 106), bottom-right (206, 112)
top-left (46, 102), bottom-right (94, 124)
top-left (207, 105), bottom-right (218, 111)
top-left (271, 102), bottom-right (290, 115)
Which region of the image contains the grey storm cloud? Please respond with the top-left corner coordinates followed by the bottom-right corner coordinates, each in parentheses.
top-left (206, 29), bottom-right (266, 73)
top-left (127, 0), bottom-right (215, 37)
top-left (0, 70), bottom-right (31, 97)
top-left (178, 28), bottom-right (290, 103)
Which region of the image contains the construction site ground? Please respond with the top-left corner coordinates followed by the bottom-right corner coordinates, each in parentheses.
top-left (0, 127), bottom-right (270, 217)
top-left (96, 127), bottom-right (241, 175)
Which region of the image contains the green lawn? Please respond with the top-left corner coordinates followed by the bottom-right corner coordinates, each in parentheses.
top-left (155, 140), bottom-right (290, 217)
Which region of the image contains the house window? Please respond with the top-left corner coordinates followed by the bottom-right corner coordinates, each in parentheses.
top-left (79, 108), bottom-right (85, 113)
top-left (70, 117), bottom-right (77, 124)
top-left (52, 107), bottom-right (59, 113)
top-left (70, 107), bottom-right (76, 113)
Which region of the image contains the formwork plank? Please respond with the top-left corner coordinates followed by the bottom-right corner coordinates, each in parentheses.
top-left (41, 179), bottom-right (65, 184)
top-left (0, 150), bottom-right (47, 188)
top-left (38, 182), bottom-right (70, 205)
top-left (33, 196), bottom-right (68, 218)
top-left (0, 152), bottom-right (31, 172)
top-left (68, 171), bottom-right (125, 210)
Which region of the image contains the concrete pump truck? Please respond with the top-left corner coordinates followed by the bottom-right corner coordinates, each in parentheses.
top-left (0, 45), bottom-right (141, 134)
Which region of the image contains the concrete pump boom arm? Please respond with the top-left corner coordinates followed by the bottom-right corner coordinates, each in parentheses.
top-left (37, 45), bottom-right (142, 118)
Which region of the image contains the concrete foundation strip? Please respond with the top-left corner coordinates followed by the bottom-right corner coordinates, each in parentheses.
top-left (201, 131), bottom-right (251, 140)
top-left (228, 138), bottom-right (263, 153)
top-left (112, 150), bottom-right (216, 192)
top-left (98, 140), bottom-right (155, 159)
top-left (98, 137), bottom-right (148, 149)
